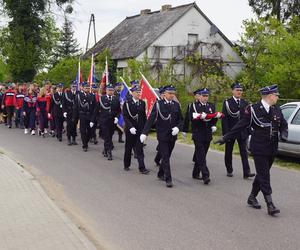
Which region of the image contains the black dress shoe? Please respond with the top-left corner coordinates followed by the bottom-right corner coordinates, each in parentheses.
top-left (267, 203), bottom-right (280, 216)
top-left (244, 172), bottom-right (255, 179)
top-left (264, 195), bottom-right (280, 215)
top-left (227, 172), bottom-right (234, 177)
top-left (83, 147), bottom-right (88, 152)
top-left (67, 139), bottom-right (72, 146)
top-left (94, 140), bottom-right (98, 145)
top-left (124, 167), bottom-right (130, 171)
top-left (102, 149), bottom-right (108, 157)
top-left (157, 175), bottom-right (165, 181)
top-left (140, 169), bottom-right (150, 174)
top-left (58, 137), bottom-right (62, 142)
top-left (72, 138), bottom-right (78, 145)
top-left (192, 175), bottom-right (203, 180)
top-left (166, 181), bottom-right (173, 188)
top-left (247, 195), bottom-right (261, 209)
top-left (107, 154), bottom-right (113, 160)
top-left (203, 177), bottom-right (210, 185)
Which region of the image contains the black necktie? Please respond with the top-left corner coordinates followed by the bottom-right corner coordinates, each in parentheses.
top-left (237, 99), bottom-right (240, 108)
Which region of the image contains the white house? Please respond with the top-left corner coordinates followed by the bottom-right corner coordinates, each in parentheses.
top-left (84, 3), bottom-right (244, 80)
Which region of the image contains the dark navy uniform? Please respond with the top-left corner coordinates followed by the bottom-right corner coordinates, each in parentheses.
top-left (93, 94), bottom-right (121, 159)
top-left (23, 93), bottom-right (37, 132)
top-left (90, 84), bottom-right (100, 144)
top-left (218, 85), bottom-right (288, 215)
top-left (50, 91), bottom-right (64, 141)
top-left (222, 96), bottom-right (252, 177)
top-left (142, 92), bottom-right (183, 186)
top-left (63, 89), bottom-right (77, 145)
top-left (73, 90), bottom-right (95, 151)
top-left (183, 99), bottom-right (217, 184)
top-left (123, 95), bottom-right (148, 173)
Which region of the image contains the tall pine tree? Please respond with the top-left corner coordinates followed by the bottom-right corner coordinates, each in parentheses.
top-left (55, 15), bottom-right (80, 61)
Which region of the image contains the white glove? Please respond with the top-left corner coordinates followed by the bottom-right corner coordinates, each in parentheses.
top-left (114, 117), bottom-right (118, 124)
top-left (129, 127), bottom-right (137, 135)
top-left (63, 112), bottom-right (67, 118)
top-left (23, 111), bottom-right (26, 116)
top-left (192, 112), bottom-right (200, 120)
top-left (89, 122), bottom-right (94, 128)
top-left (200, 112), bottom-right (207, 120)
top-left (211, 126), bottom-right (217, 133)
top-left (171, 127), bottom-right (179, 136)
top-left (140, 134), bottom-right (147, 143)
top-left (215, 112), bottom-right (222, 119)
top-left (182, 132), bottom-right (187, 138)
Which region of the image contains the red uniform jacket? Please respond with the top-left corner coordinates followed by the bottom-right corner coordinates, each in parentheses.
top-left (15, 91), bottom-right (25, 109)
top-left (2, 89), bottom-right (16, 107)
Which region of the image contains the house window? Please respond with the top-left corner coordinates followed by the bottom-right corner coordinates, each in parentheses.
top-left (188, 33), bottom-right (198, 45)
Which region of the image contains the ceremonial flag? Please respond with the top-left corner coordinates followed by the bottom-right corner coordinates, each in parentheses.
top-left (117, 82), bottom-right (130, 130)
top-left (75, 58), bottom-right (82, 90)
top-left (140, 73), bottom-right (159, 118)
top-left (87, 54), bottom-right (96, 88)
top-left (100, 57), bottom-right (109, 94)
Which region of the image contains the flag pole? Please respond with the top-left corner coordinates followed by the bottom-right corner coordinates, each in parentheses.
top-left (78, 54), bottom-right (82, 90)
top-left (139, 72), bottom-right (160, 99)
top-left (105, 56), bottom-right (109, 85)
top-left (90, 53), bottom-right (94, 93)
top-left (120, 77), bottom-right (132, 95)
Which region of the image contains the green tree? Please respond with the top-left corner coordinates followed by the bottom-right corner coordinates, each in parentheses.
top-left (34, 57), bottom-right (92, 86)
top-left (248, 0), bottom-right (300, 21)
top-left (238, 17), bottom-right (300, 100)
top-left (0, 0), bottom-right (73, 81)
top-left (55, 15), bottom-right (80, 62)
top-left (0, 58), bottom-right (10, 82)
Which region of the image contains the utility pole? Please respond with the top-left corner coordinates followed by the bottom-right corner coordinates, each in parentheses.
top-left (85, 14), bottom-right (97, 53)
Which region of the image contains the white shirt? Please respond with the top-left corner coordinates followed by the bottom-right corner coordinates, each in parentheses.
top-left (164, 99), bottom-right (172, 104)
top-left (200, 102), bottom-right (207, 106)
top-left (261, 99), bottom-right (270, 113)
top-left (132, 98), bottom-right (139, 104)
top-left (232, 96), bottom-right (240, 104)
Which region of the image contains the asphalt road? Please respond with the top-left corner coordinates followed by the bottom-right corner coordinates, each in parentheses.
top-left (0, 125), bottom-right (300, 250)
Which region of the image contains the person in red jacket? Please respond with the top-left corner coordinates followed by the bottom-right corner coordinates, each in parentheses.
top-left (1, 83), bottom-right (16, 128)
top-left (0, 85), bottom-right (4, 124)
top-left (48, 85), bottom-right (56, 136)
top-left (36, 87), bottom-right (48, 137)
top-left (15, 84), bottom-right (25, 128)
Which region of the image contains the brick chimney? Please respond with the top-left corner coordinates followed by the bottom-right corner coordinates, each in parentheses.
top-left (161, 4), bottom-right (172, 12)
top-left (140, 9), bottom-right (151, 15)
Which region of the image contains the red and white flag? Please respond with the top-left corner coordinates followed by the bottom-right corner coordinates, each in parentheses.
top-left (87, 53), bottom-right (95, 89)
top-left (100, 57), bottom-right (109, 94)
top-left (140, 73), bottom-right (159, 118)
